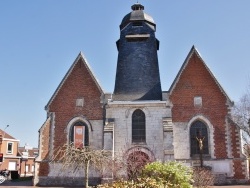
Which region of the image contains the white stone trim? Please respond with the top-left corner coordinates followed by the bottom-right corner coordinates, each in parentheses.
top-left (108, 100), bottom-right (168, 108)
top-left (2, 138), bottom-right (20, 142)
top-left (225, 117), bottom-right (233, 158)
top-left (65, 116), bottom-right (93, 144)
top-left (49, 112), bottom-right (55, 159)
top-left (187, 115), bottom-right (215, 158)
top-left (194, 96), bottom-right (202, 107)
top-left (163, 117), bottom-right (173, 132)
top-left (125, 146), bottom-right (155, 162)
top-left (236, 128), bottom-right (245, 158)
top-left (76, 98), bottom-right (84, 107)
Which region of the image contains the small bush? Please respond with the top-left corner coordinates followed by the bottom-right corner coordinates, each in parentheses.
top-left (193, 167), bottom-right (214, 188)
top-left (95, 161), bottom-right (193, 188)
top-left (141, 161), bottom-right (193, 188)
top-left (96, 177), bottom-right (167, 188)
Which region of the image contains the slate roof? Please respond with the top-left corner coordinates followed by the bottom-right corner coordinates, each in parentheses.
top-left (120, 3), bottom-right (155, 30)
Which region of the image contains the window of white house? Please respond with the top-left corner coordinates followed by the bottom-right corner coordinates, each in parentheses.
top-left (7, 142), bottom-right (13, 154)
top-left (25, 164), bottom-right (29, 172)
top-left (8, 161), bottom-right (16, 170)
top-left (31, 165), bottom-right (35, 172)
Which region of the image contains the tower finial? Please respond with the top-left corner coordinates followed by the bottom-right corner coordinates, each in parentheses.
top-left (131, 3), bottom-right (144, 11)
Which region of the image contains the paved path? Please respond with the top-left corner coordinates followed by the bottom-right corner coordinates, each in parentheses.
top-left (211, 186), bottom-right (249, 188)
top-left (0, 179), bottom-right (33, 187)
top-left (1, 180), bottom-right (249, 187)
top-left (210, 185), bottom-right (250, 188)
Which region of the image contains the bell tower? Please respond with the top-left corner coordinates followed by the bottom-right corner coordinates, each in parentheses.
top-left (113, 3), bottom-right (162, 101)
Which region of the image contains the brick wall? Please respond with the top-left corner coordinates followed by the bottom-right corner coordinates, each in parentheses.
top-left (229, 119), bottom-right (246, 179)
top-left (47, 57), bottom-right (103, 151)
top-left (40, 117), bottom-right (51, 160)
top-left (38, 162), bottom-right (49, 176)
top-left (170, 51), bottom-right (229, 159)
top-left (232, 159), bottom-right (245, 179)
top-left (36, 116), bottom-right (51, 176)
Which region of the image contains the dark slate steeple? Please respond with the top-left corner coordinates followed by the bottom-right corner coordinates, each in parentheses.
top-left (113, 4), bottom-right (162, 101)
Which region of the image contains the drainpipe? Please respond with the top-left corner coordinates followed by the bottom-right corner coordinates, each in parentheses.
top-left (112, 121), bottom-right (115, 180)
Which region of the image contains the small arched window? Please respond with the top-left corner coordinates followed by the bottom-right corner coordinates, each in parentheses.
top-left (70, 121), bottom-right (89, 148)
top-left (190, 120), bottom-right (209, 156)
top-left (132, 109), bottom-right (146, 143)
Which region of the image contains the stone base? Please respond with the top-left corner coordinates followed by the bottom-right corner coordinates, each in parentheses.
top-left (101, 177), bottom-right (113, 184)
top-left (35, 176), bottom-right (101, 187)
top-left (214, 174), bottom-right (249, 185)
top-left (214, 173), bottom-right (227, 185)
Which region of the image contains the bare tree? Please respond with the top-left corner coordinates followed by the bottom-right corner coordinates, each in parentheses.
top-left (50, 143), bottom-right (111, 188)
top-left (232, 84), bottom-right (250, 156)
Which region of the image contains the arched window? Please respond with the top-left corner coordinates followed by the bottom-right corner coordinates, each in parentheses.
top-left (132, 109), bottom-right (146, 143)
top-left (70, 121), bottom-right (89, 148)
top-left (190, 120), bottom-right (209, 156)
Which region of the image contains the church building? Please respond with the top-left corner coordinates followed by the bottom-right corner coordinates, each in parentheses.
top-left (34, 4), bottom-right (249, 186)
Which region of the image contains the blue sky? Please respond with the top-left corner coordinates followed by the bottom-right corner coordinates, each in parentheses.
top-left (0, 1), bottom-right (250, 147)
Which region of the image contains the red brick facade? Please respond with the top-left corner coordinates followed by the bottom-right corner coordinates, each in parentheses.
top-left (170, 50), bottom-right (229, 159)
top-left (35, 54), bottom-right (104, 182)
top-left (47, 55), bottom-right (103, 150)
top-left (169, 47), bottom-right (247, 180)
top-left (37, 117), bottom-right (51, 176)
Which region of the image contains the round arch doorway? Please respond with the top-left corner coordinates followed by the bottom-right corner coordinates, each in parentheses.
top-left (127, 151), bottom-right (149, 180)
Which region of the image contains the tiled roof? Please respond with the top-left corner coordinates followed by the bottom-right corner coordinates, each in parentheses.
top-left (0, 129), bottom-right (16, 140)
top-left (18, 147), bottom-right (39, 158)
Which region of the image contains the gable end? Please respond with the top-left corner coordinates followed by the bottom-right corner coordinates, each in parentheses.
top-left (45, 52), bottom-right (104, 111)
top-left (169, 46), bottom-right (233, 105)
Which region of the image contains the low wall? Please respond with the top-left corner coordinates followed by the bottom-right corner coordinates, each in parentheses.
top-left (35, 176), bottom-right (101, 187)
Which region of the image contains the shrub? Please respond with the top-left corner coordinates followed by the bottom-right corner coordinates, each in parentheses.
top-left (141, 161), bottom-right (193, 188)
top-left (95, 161), bottom-right (193, 188)
top-left (193, 167), bottom-right (214, 188)
top-left (95, 177), bottom-right (166, 188)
